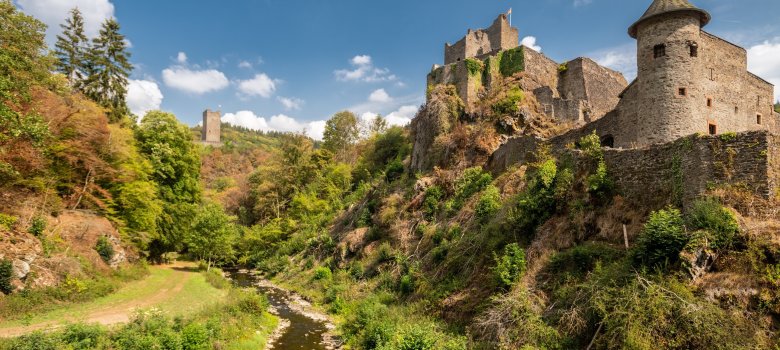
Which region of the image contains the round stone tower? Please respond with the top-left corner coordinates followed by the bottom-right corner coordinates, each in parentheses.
top-left (629, 0), bottom-right (711, 146)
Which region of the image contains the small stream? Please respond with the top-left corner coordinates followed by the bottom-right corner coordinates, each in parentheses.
top-left (225, 269), bottom-right (335, 350)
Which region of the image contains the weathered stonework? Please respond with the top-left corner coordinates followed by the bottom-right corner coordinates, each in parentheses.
top-left (488, 131), bottom-right (779, 206)
top-left (444, 14), bottom-right (518, 65)
top-left (202, 109), bottom-right (221, 144)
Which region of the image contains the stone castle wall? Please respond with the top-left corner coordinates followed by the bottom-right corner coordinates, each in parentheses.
top-left (603, 16), bottom-right (778, 149)
top-left (488, 131), bottom-right (778, 206)
top-left (444, 15), bottom-right (519, 65)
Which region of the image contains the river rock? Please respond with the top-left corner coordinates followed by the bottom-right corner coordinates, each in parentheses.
top-left (12, 259), bottom-right (30, 279)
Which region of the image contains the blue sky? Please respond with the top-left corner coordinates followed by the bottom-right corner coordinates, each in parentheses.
top-left (14, 0), bottom-right (780, 139)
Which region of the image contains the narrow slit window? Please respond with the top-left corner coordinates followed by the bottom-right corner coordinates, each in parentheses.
top-left (707, 98), bottom-right (712, 107)
top-left (710, 68), bottom-right (715, 81)
top-left (689, 42), bottom-right (699, 57)
top-left (678, 88), bottom-right (687, 96)
top-left (757, 114), bottom-right (762, 125)
top-left (654, 44), bottom-right (666, 58)
top-left (735, 106), bottom-right (739, 114)
top-left (708, 124), bottom-right (717, 135)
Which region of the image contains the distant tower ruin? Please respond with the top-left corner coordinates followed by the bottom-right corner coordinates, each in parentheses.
top-left (202, 109), bottom-right (221, 143)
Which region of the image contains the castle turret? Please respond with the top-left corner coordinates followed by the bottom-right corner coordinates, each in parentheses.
top-left (630, 0), bottom-right (711, 145)
top-left (202, 109), bottom-right (221, 143)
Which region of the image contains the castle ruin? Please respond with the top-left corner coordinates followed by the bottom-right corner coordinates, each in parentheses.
top-left (420, 0), bottom-right (780, 203)
top-left (202, 109), bottom-right (221, 144)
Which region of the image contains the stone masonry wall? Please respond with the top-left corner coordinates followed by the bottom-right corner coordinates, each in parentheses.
top-left (444, 15), bottom-right (518, 65)
top-left (488, 131), bottom-right (777, 206)
top-left (202, 109), bottom-right (221, 143)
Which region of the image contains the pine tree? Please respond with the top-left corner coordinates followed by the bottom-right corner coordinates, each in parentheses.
top-left (54, 8), bottom-right (89, 87)
top-left (83, 18), bottom-right (133, 122)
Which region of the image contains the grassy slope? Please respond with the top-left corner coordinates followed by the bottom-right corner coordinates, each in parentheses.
top-left (0, 263), bottom-right (226, 333)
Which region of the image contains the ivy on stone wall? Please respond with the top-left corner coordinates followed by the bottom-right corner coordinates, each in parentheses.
top-left (499, 46), bottom-right (525, 77)
top-left (465, 58), bottom-right (484, 77)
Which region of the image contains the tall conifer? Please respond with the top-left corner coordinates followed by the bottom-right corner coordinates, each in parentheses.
top-left (54, 8), bottom-right (89, 86)
top-left (83, 19), bottom-right (133, 121)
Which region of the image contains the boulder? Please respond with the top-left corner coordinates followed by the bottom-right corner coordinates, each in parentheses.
top-left (12, 259), bottom-right (30, 279)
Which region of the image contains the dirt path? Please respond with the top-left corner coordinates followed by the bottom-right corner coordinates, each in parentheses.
top-left (0, 262), bottom-right (210, 338)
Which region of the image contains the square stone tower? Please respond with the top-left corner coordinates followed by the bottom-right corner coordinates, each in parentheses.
top-left (202, 109), bottom-right (221, 143)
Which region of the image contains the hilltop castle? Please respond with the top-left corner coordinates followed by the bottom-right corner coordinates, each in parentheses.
top-left (419, 0), bottom-right (780, 204)
top-left (427, 0), bottom-right (779, 149)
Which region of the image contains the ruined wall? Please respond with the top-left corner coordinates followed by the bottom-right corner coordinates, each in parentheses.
top-left (444, 15), bottom-right (519, 65)
top-left (488, 131), bottom-right (778, 206)
top-left (562, 58), bottom-right (628, 121)
top-left (520, 48), bottom-right (559, 93)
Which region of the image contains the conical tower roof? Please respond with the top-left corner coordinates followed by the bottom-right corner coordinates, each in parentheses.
top-left (628, 0), bottom-right (711, 38)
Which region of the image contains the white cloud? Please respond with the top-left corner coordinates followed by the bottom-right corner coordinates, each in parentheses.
top-left (237, 73), bottom-right (277, 98)
top-left (162, 67), bottom-right (229, 94)
top-left (521, 36), bottom-right (542, 52)
top-left (351, 55), bottom-right (372, 66)
top-left (126, 79), bottom-right (163, 118)
top-left (386, 105), bottom-right (417, 126)
top-left (574, 0), bottom-right (593, 7)
top-left (176, 52), bottom-right (188, 64)
top-left (591, 43), bottom-right (637, 81)
top-left (16, 0), bottom-right (114, 42)
top-left (335, 55), bottom-right (398, 83)
top-left (238, 61), bottom-right (253, 69)
top-left (221, 111), bottom-right (326, 140)
top-left (747, 38), bottom-right (780, 101)
top-left (277, 96), bottom-right (304, 111)
top-left (368, 89), bottom-right (392, 103)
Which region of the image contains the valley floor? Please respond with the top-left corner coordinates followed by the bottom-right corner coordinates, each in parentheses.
top-left (0, 262), bottom-right (227, 337)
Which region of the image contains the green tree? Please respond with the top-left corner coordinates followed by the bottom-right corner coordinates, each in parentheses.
top-left (188, 203), bottom-right (238, 270)
top-left (0, 0), bottom-right (52, 149)
top-left (135, 111), bottom-right (201, 259)
top-left (83, 19), bottom-right (132, 122)
top-left (54, 7), bottom-right (89, 86)
top-left (322, 111), bottom-right (360, 163)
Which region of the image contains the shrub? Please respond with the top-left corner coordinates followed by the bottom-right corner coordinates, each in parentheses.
top-left (27, 215), bottom-right (46, 236)
top-left (493, 243), bottom-right (527, 289)
top-left (181, 323), bottom-right (209, 350)
top-left (475, 185), bottom-right (501, 224)
top-left (686, 199), bottom-right (739, 249)
top-left (586, 160), bottom-right (613, 196)
top-left (578, 131), bottom-right (603, 160)
top-left (452, 167), bottom-right (493, 211)
top-left (203, 268), bottom-right (230, 289)
top-left (61, 323), bottom-right (108, 349)
top-left (0, 213), bottom-right (17, 231)
top-left (377, 242), bottom-right (396, 263)
top-left (632, 207), bottom-right (689, 268)
top-left (0, 259), bottom-right (13, 294)
top-left (385, 159), bottom-right (405, 182)
top-left (399, 274), bottom-right (414, 295)
top-left (491, 87), bottom-right (524, 115)
top-left (313, 266), bottom-right (332, 280)
top-left (422, 185), bottom-right (444, 220)
top-left (237, 291), bottom-right (269, 314)
top-left (397, 325), bottom-right (437, 350)
top-left (95, 236), bottom-right (115, 263)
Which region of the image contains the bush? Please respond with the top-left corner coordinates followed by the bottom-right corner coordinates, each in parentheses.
top-left (27, 215), bottom-right (46, 236)
top-left (237, 291), bottom-right (270, 314)
top-left (0, 213), bottom-right (17, 231)
top-left (61, 323), bottom-right (108, 349)
top-left (0, 259), bottom-right (13, 294)
top-left (686, 199), bottom-right (739, 249)
top-left (399, 274), bottom-right (414, 295)
top-left (181, 323), bottom-right (209, 350)
top-left (493, 243), bottom-right (527, 289)
top-left (95, 236), bottom-right (115, 263)
top-left (491, 87), bottom-right (524, 115)
top-left (422, 185), bottom-right (443, 220)
top-left (385, 159), bottom-right (405, 183)
top-left (397, 325), bottom-right (437, 350)
top-left (313, 266), bottom-right (332, 280)
top-left (633, 207), bottom-right (689, 268)
top-left (203, 268), bottom-right (230, 289)
top-left (452, 167), bottom-right (493, 211)
top-left (475, 185), bottom-right (501, 224)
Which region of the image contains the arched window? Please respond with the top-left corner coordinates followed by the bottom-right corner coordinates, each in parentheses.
top-left (689, 42), bottom-right (699, 57)
top-left (600, 135), bottom-right (615, 148)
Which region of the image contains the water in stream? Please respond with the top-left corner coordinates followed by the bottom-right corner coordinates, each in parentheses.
top-left (225, 269), bottom-right (331, 350)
